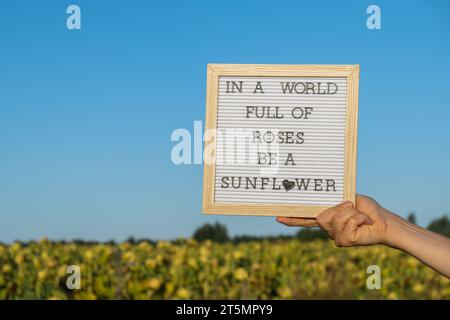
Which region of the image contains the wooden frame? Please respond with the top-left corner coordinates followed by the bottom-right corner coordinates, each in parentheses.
top-left (202, 64), bottom-right (359, 217)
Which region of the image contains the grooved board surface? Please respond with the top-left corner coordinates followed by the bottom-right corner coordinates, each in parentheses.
top-left (214, 76), bottom-right (347, 206)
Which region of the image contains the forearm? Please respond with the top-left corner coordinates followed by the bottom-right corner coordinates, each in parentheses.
top-left (386, 212), bottom-right (450, 278)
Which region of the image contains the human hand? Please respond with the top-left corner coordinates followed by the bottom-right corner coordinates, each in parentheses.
top-left (277, 195), bottom-right (450, 277)
top-left (277, 195), bottom-right (391, 247)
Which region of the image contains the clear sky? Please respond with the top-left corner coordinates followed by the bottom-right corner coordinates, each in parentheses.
top-left (0, 0), bottom-right (449, 243)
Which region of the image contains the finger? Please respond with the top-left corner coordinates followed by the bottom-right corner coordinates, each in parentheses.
top-left (276, 217), bottom-right (319, 227)
top-left (316, 201), bottom-right (354, 233)
top-left (338, 213), bottom-right (374, 246)
top-left (330, 208), bottom-right (360, 239)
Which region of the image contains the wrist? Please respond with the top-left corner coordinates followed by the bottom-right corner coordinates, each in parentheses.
top-left (383, 211), bottom-right (418, 250)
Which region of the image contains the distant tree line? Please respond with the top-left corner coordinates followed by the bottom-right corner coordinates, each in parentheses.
top-left (3, 213), bottom-right (448, 246)
top-left (192, 222), bottom-right (327, 243)
top-left (192, 213), bottom-right (450, 243)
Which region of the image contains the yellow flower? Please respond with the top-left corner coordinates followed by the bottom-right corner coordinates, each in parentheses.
top-left (138, 241), bottom-right (151, 250)
top-left (79, 292), bottom-right (97, 300)
top-left (57, 265), bottom-right (67, 278)
top-left (32, 256), bottom-right (41, 269)
top-left (148, 278), bottom-right (162, 290)
top-left (84, 249), bottom-right (94, 261)
top-left (122, 251), bottom-right (136, 263)
top-left (219, 266), bottom-right (230, 278)
top-left (10, 242), bottom-right (22, 253)
top-left (440, 277), bottom-right (449, 286)
top-left (46, 259), bottom-right (56, 268)
top-left (251, 262), bottom-right (260, 270)
top-left (406, 256), bottom-right (419, 268)
top-left (187, 238), bottom-right (197, 246)
top-left (204, 240), bottom-right (213, 247)
top-left (318, 280), bottom-right (329, 291)
top-left (41, 251), bottom-right (49, 261)
top-left (2, 264), bottom-right (12, 273)
top-left (165, 281), bottom-right (175, 296)
top-left (156, 241), bottom-right (170, 249)
top-left (234, 268), bottom-right (248, 281)
top-left (200, 246), bottom-right (210, 257)
top-left (251, 243), bottom-right (261, 251)
top-left (430, 290), bottom-right (441, 299)
top-left (14, 254), bottom-right (25, 265)
top-left (387, 292), bottom-right (398, 300)
top-left (37, 270), bottom-right (47, 281)
top-left (278, 287), bottom-right (292, 299)
top-left (233, 250), bottom-right (244, 260)
top-left (145, 258), bottom-right (157, 269)
top-left (187, 258), bottom-right (198, 270)
top-left (156, 254), bottom-right (164, 263)
top-left (176, 288), bottom-right (191, 299)
top-left (412, 284), bottom-right (424, 294)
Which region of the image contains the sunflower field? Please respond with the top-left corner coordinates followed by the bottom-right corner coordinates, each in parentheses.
top-left (0, 238), bottom-right (448, 300)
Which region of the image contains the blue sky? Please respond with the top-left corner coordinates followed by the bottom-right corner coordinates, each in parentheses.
top-left (0, 0), bottom-right (449, 242)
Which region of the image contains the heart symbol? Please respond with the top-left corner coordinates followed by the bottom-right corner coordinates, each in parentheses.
top-left (282, 179), bottom-right (295, 192)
